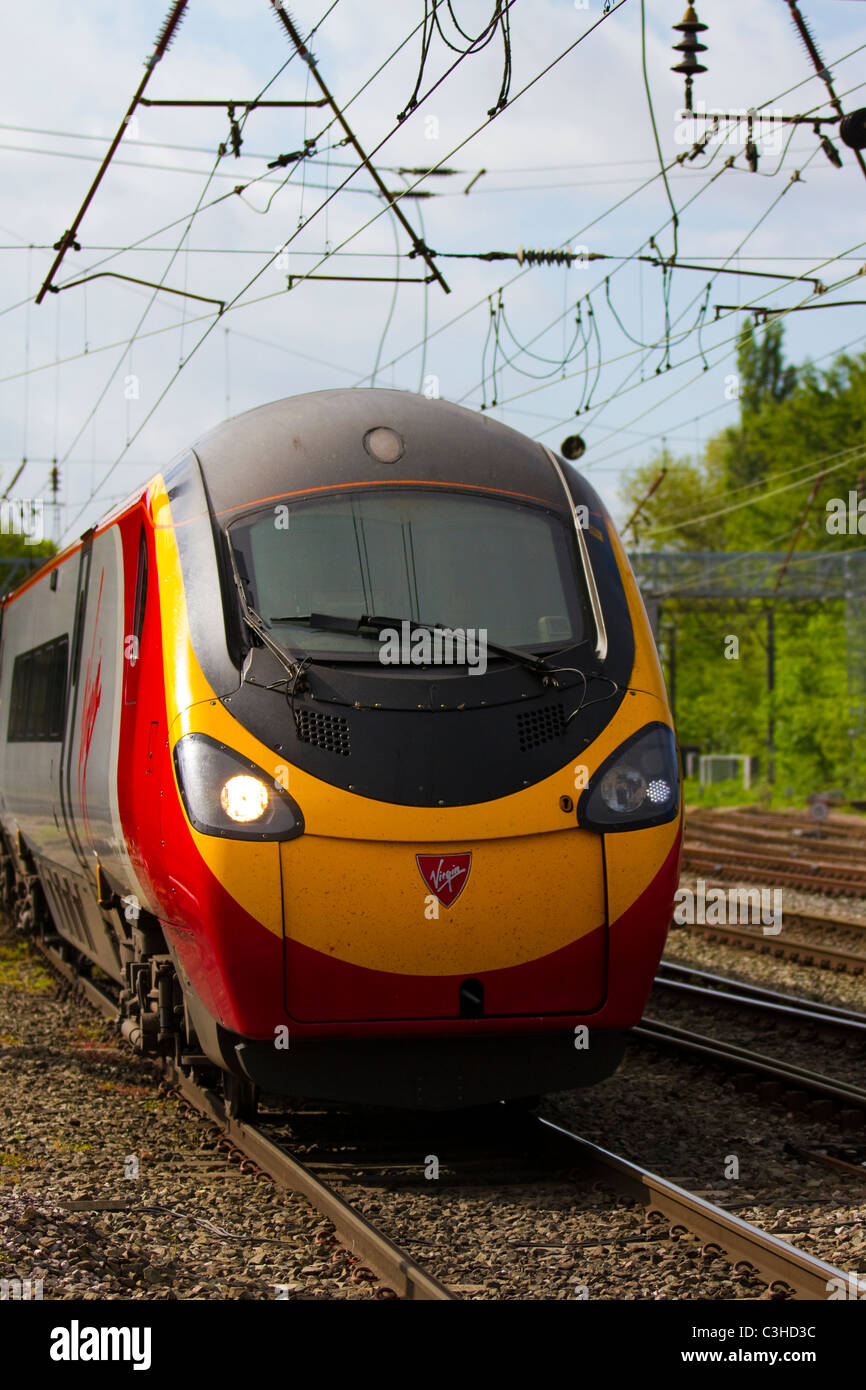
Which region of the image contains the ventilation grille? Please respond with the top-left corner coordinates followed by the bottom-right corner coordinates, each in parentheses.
top-left (517, 703), bottom-right (565, 752)
top-left (295, 707), bottom-right (351, 756)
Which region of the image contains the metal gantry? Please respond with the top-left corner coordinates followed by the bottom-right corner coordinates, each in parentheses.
top-left (630, 549), bottom-right (866, 779)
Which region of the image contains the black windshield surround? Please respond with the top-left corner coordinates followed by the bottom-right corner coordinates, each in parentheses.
top-left (164, 391), bottom-right (637, 806)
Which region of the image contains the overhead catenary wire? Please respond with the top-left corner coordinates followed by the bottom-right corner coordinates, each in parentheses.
top-left (34, 0), bottom-right (190, 304)
top-left (268, 0), bottom-right (450, 294)
top-left (456, 135), bottom-right (817, 417)
top-left (18, 2), bottom-right (865, 546)
top-left (41, 1), bottom-right (366, 528)
top-left (483, 140), bottom-right (834, 440)
top-left (1, 0), bottom-right (424, 328)
top-left (57, 0), bottom-right (634, 541)
top-left (353, 41), bottom-right (866, 389)
top-left (585, 323), bottom-right (866, 471)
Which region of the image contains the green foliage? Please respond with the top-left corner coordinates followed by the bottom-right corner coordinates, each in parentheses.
top-left (736, 319), bottom-right (797, 417)
top-left (623, 322), bottom-right (866, 799)
top-left (0, 522), bottom-right (55, 597)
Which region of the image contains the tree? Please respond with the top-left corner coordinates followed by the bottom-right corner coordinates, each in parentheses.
top-left (736, 319), bottom-right (797, 416)
top-left (620, 325), bottom-right (866, 797)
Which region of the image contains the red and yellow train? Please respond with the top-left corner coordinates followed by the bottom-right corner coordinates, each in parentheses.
top-left (0, 389), bottom-right (681, 1109)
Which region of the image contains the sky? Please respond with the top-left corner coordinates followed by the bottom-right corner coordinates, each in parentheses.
top-left (2, 0), bottom-right (866, 542)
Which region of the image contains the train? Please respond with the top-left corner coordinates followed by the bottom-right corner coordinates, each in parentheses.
top-left (0, 388), bottom-right (682, 1111)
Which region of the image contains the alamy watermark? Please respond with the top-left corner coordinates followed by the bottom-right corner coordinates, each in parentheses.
top-left (0, 499), bottom-right (43, 545)
top-left (826, 492), bottom-right (866, 535)
top-left (49, 1322), bottom-right (151, 1370)
top-left (673, 879), bottom-right (782, 934)
top-left (379, 620), bottom-right (488, 676)
top-left (674, 102), bottom-right (787, 149)
top-left (1, 1276), bottom-right (43, 1300)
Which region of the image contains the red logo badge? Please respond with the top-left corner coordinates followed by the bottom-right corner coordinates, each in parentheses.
top-left (416, 853), bottom-right (472, 909)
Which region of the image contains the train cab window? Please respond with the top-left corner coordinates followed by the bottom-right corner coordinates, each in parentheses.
top-left (229, 489), bottom-right (591, 661)
top-left (7, 635), bottom-right (69, 741)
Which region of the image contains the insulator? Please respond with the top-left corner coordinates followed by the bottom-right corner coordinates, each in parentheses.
top-left (819, 136), bottom-right (843, 169)
top-left (147, 0), bottom-right (187, 68)
top-left (671, 5), bottom-right (708, 77)
top-left (671, 53), bottom-right (707, 77)
top-left (745, 139), bottom-right (759, 173)
top-left (517, 248), bottom-right (574, 267)
top-left (673, 4), bottom-right (707, 35)
top-left (840, 108), bottom-right (866, 151)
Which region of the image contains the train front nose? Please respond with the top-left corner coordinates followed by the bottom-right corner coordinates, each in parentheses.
top-left (279, 829), bottom-right (607, 1022)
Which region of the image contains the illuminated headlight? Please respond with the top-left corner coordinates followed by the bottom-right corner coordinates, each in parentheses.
top-left (578, 723), bottom-right (680, 833)
top-left (174, 733), bottom-right (304, 841)
top-left (220, 775), bottom-right (269, 823)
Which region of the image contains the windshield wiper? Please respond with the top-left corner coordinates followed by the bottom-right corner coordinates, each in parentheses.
top-left (271, 612), bottom-right (562, 681)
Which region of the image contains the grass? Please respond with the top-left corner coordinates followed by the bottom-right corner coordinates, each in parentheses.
top-left (0, 937), bottom-right (54, 993)
top-left (682, 776), bottom-right (866, 815)
top-left (0, 1150), bottom-right (38, 1169)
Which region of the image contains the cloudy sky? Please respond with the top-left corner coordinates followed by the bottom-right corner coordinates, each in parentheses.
top-left (2, 0), bottom-right (865, 541)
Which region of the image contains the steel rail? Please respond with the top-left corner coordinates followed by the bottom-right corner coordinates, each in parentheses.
top-left (685, 828), bottom-right (866, 869)
top-left (683, 841), bottom-right (866, 878)
top-left (26, 931), bottom-right (865, 1300)
top-left (536, 1116), bottom-right (866, 1300)
top-left (684, 823), bottom-right (865, 859)
top-left (655, 963), bottom-right (866, 1031)
top-left (782, 909), bottom-right (866, 934)
top-left (667, 920), bottom-right (866, 973)
top-left (687, 809), bottom-right (866, 838)
top-left (34, 936), bottom-right (455, 1301)
top-left (659, 960), bottom-right (866, 1020)
top-left (634, 1016), bottom-right (866, 1112)
top-left (163, 1062), bottom-right (456, 1301)
top-left (681, 848), bottom-right (866, 897)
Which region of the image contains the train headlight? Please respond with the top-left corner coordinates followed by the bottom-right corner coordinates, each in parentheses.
top-left (578, 723), bottom-right (680, 833)
top-left (174, 733), bottom-right (304, 841)
top-left (220, 775), bottom-right (269, 823)
top-left (599, 767), bottom-right (647, 813)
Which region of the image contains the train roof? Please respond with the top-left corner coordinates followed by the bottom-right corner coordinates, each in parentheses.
top-left (188, 388), bottom-right (571, 519)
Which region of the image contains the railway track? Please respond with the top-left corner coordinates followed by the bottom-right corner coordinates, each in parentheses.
top-left (668, 918), bottom-right (866, 974)
top-left (656, 961), bottom-right (866, 1033)
top-left (636, 1016), bottom-right (866, 1119)
top-left (689, 808), bottom-right (866, 843)
top-left (639, 962), bottom-right (866, 1123)
top-left (669, 919), bottom-right (866, 973)
top-left (682, 806), bottom-right (866, 897)
top-left (534, 1119), bottom-right (865, 1301)
top-left (23, 929), bottom-right (865, 1301)
top-left (38, 934), bottom-right (452, 1301)
top-left (685, 829), bottom-right (865, 866)
top-left (680, 843), bottom-right (866, 897)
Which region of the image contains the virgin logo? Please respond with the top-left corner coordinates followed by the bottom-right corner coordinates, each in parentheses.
top-left (416, 853), bottom-right (472, 909)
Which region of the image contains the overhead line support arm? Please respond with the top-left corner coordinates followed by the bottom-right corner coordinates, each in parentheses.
top-left (269, 0), bottom-right (450, 294)
top-left (35, 0), bottom-right (189, 305)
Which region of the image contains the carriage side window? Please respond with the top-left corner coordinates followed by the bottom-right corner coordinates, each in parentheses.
top-left (7, 636), bottom-right (69, 742)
